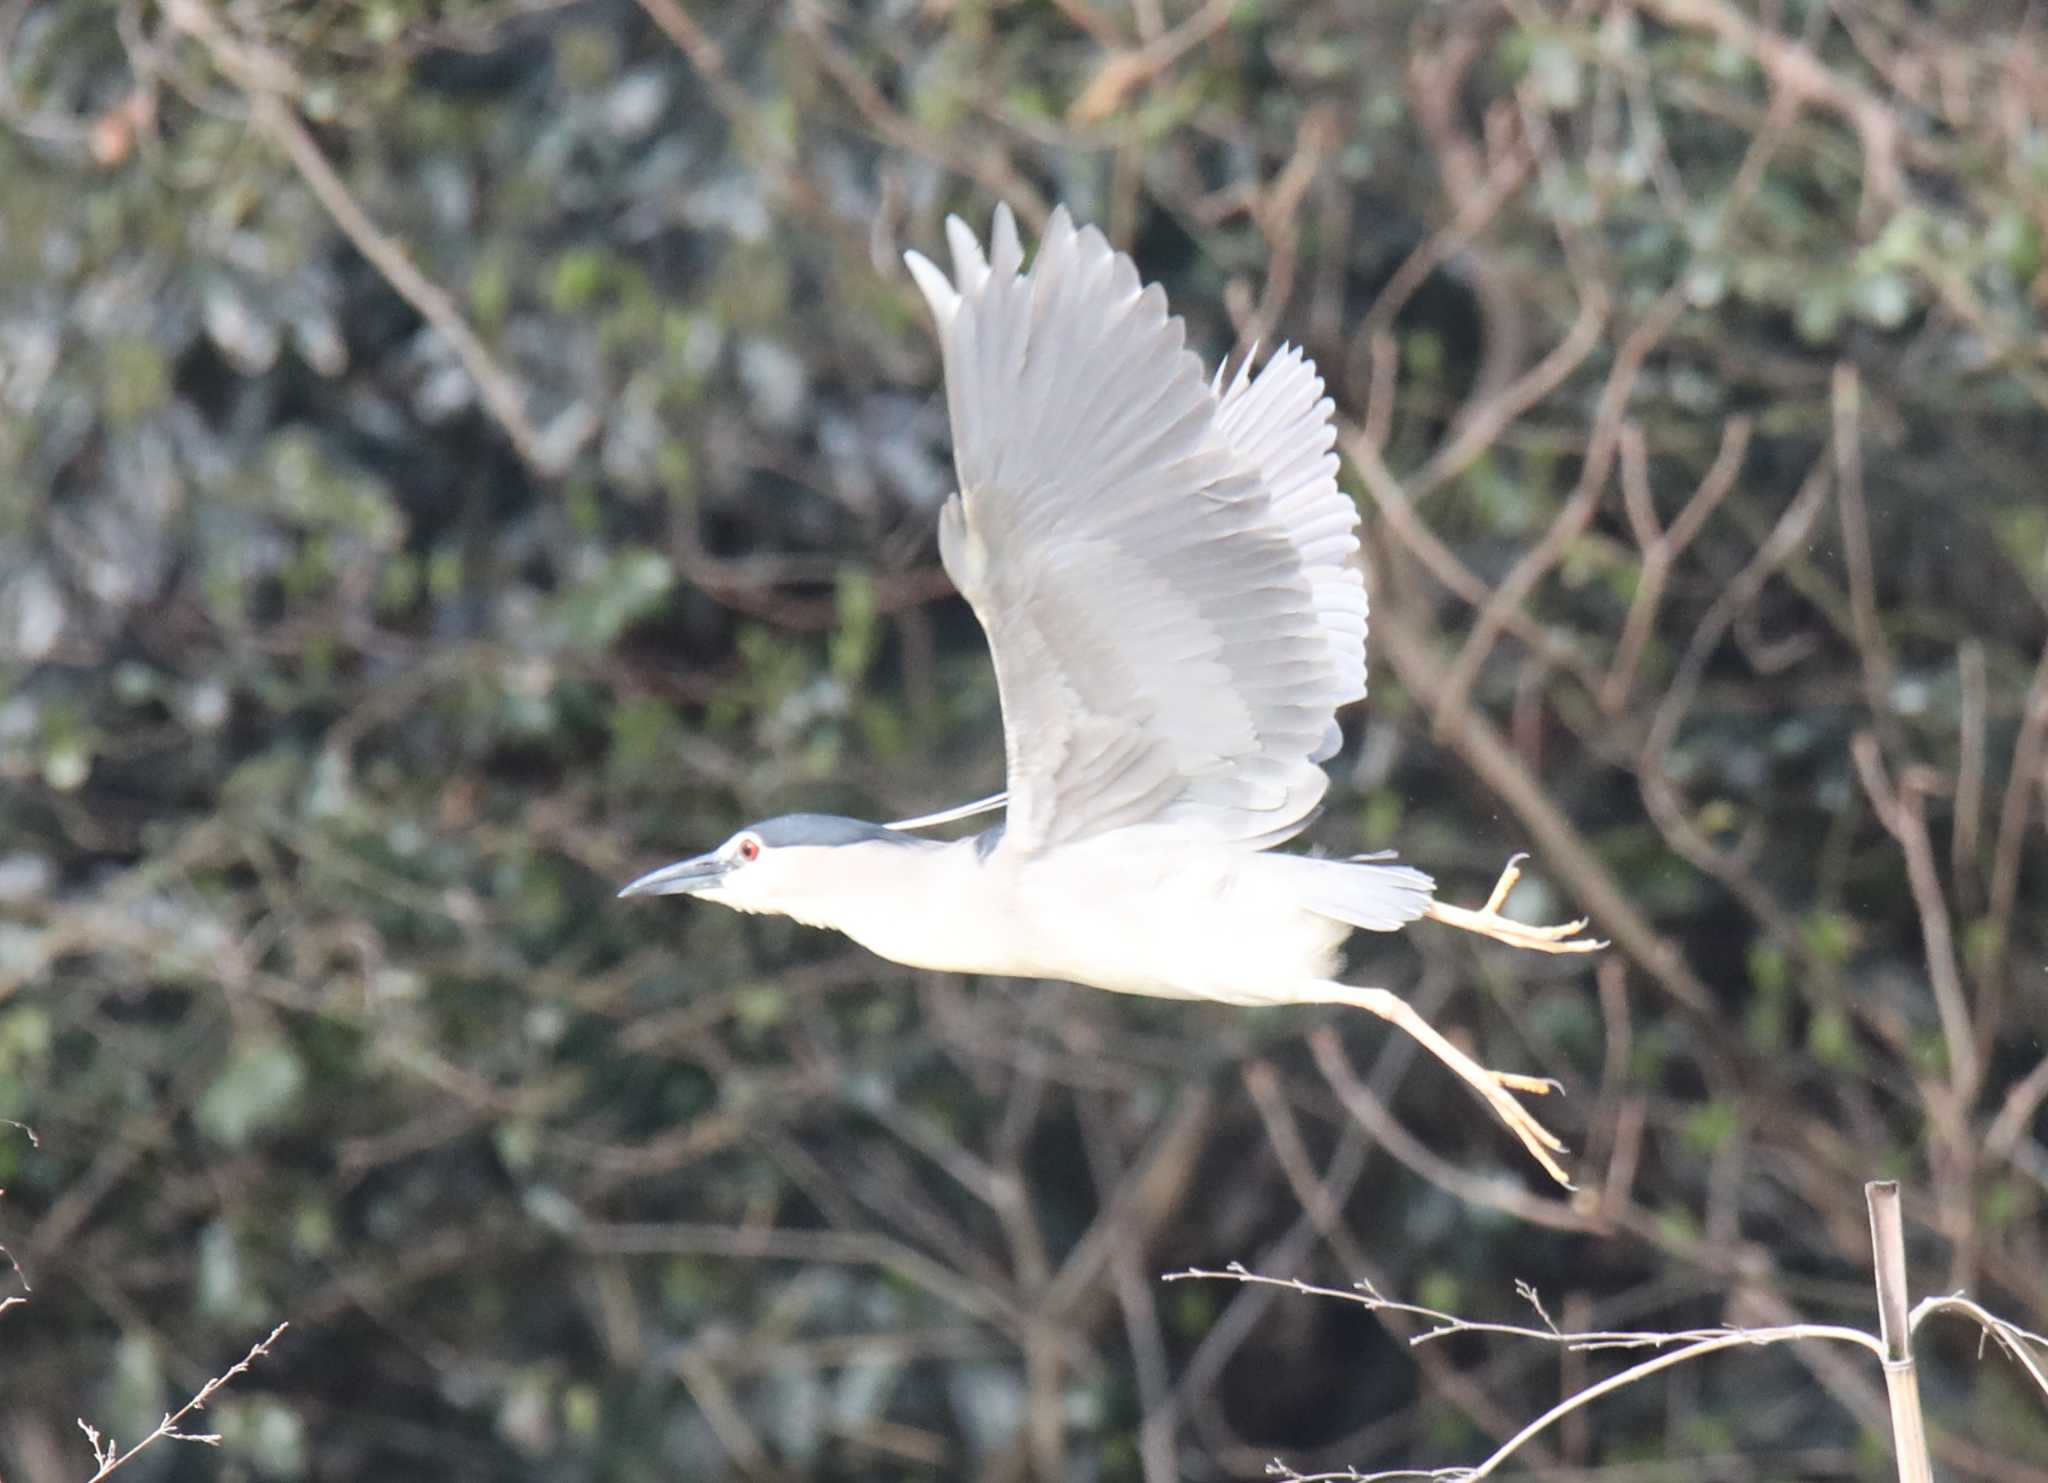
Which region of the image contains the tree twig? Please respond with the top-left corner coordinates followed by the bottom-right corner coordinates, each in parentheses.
top-left (160, 0), bottom-right (567, 474)
top-left (1164, 1265), bottom-right (1887, 1483)
top-left (78, 1323), bottom-right (290, 1481)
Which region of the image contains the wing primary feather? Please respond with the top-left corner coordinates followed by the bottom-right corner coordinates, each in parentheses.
top-left (946, 216), bottom-right (990, 292)
top-left (903, 251), bottom-right (960, 328)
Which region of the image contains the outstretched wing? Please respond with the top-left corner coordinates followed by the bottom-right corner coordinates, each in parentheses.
top-left (904, 205), bottom-right (1364, 855)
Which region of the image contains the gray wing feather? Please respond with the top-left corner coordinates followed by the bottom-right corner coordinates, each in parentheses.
top-left (1214, 344), bottom-right (1367, 761)
top-left (906, 205), bottom-right (1364, 854)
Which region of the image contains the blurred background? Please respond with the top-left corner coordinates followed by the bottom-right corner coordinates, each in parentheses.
top-left (4, 0), bottom-right (2048, 1478)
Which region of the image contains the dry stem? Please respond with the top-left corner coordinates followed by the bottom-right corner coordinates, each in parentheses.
top-left (78, 1322), bottom-right (290, 1481)
top-left (1173, 1181), bottom-right (2048, 1483)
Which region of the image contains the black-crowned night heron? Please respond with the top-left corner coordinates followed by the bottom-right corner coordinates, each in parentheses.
top-left (623, 205), bottom-right (1600, 1186)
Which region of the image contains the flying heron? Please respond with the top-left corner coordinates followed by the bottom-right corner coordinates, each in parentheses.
top-left (623, 205), bottom-right (1601, 1185)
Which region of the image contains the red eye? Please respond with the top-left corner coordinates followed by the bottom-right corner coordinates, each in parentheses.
top-left (737, 837), bottom-right (761, 862)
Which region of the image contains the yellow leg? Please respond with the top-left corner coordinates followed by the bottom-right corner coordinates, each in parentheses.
top-left (1426, 853), bottom-right (1605, 954)
top-left (1299, 980), bottom-right (1574, 1189)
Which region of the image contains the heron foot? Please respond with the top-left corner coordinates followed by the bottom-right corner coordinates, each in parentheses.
top-left (1425, 852), bottom-right (1606, 954)
top-left (1468, 1065), bottom-right (1571, 1187)
top-left (1300, 981), bottom-right (1575, 1188)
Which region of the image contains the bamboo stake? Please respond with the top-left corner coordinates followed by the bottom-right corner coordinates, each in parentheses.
top-left (1867, 1181), bottom-right (1935, 1483)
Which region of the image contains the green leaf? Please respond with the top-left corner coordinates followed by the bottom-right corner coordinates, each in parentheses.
top-left (1807, 1004), bottom-right (1858, 1070)
top-left (196, 1035), bottom-right (308, 1147)
top-left (830, 569), bottom-right (879, 686)
top-left (1800, 911), bottom-right (1858, 966)
top-left (101, 337), bottom-right (171, 424)
top-left (1682, 1099), bottom-right (1739, 1154)
top-left (550, 248), bottom-right (610, 313)
top-left (548, 547), bottom-right (674, 651)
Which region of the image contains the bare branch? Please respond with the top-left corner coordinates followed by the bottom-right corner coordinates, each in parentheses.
top-left (1850, 734), bottom-right (1980, 1105)
top-left (1638, 0), bottom-right (1908, 226)
top-left (1065, 0), bottom-right (1235, 126)
top-left (1433, 289), bottom-right (1687, 733)
top-left (1832, 365), bottom-right (1899, 750)
top-left (1165, 1266), bottom-right (1887, 1482)
top-left (1600, 415), bottom-right (1752, 714)
top-left (1364, 573), bottom-right (1716, 1015)
top-left (1163, 1265), bottom-right (1882, 1358)
top-left (159, 0), bottom-right (568, 474)
top-left (1912, 1293), bottom-right (2048, 1404)
top-left (1987, 635), bottom-right (2048, 977)
top-left (80, 1322), bottom-right (290, 1481)
top-left (1953, 640), bottom-right (1988, 896)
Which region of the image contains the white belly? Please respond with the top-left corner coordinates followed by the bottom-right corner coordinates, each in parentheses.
top-left (999, 837), bottom-right (1348, 1002)
top-left (810, 832), bottom-right (1349, 1001)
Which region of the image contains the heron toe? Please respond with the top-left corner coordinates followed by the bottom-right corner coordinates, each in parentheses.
top-left (1426, 855), bottom-right (1606, 954)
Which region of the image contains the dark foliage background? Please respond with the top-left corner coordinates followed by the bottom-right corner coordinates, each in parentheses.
top-left (3, 1), bottom-right (2047, 1479)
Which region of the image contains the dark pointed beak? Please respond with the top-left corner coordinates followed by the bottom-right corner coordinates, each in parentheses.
top-left (618, 852), bottom-right (726, 899)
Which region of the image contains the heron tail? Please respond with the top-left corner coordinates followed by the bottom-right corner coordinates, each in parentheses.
top-left (1272, 853), bottom-right (1437, 933)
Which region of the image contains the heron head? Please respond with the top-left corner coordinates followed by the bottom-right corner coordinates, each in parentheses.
top-left (617, 813), bottom-right (918, 919)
